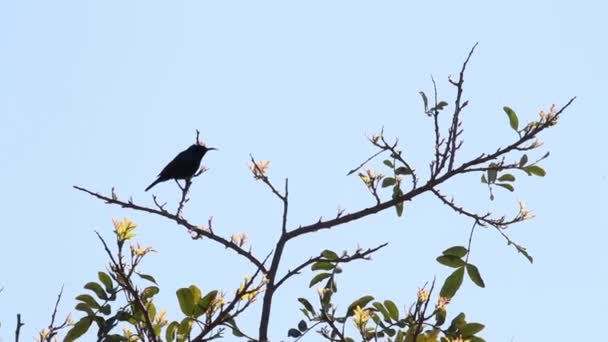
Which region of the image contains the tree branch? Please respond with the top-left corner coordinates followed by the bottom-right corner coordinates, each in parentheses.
top-left (285, 97), bottom-right (575, 241)
top-left (275, 243), bottom-right (388, 290)
top-left (74, 186), bottom-right (267, 273)
top-left (15, 314), bottom-right (24, 342)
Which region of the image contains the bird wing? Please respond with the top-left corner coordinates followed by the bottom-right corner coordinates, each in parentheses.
top-left (158, 150), bottom-right (191, 177)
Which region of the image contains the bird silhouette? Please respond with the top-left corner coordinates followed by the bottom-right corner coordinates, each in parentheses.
top-left (145, 144), bottom-right (216, 191)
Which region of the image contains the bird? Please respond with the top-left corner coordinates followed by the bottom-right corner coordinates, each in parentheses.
top-left (145, 143), bottom-right (217, 191)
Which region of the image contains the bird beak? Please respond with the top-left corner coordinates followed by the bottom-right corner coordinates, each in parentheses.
top-left (207, 147), bottom-right (218, 151)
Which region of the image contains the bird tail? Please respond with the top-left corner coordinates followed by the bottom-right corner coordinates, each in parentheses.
top-left (145, 178), bottom-right (163, 192)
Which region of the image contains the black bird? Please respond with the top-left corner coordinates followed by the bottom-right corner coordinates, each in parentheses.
top-left (145, 144), bottom-right (217, 191)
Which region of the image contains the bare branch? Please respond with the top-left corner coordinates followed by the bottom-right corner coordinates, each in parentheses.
top-left (15, 314), bottom-right (24, 342)
top-left (275, 243), bottom-right (388, 290)
top-left (74, 186), bottom-right (267, 273)
top-left (446, 42), bottom-right (478, 172)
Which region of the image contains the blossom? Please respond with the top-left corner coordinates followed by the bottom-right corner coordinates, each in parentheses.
top-left (231, 232), bottom-right (249, 247)
top-left (417, 288), bottom-right (430, 302)
top-left (539, 104), bottom-right (559, 126)
top-left (130, 242), bottom-right (155, 257)
top-left (113, 217), bottom-right (137, 241)
top-left (353, 305), bottom-right (371, 329)
top-left (249, 160), bottom-right (270, 179)
top-left (530, 139), bottom-right (544, 149)
top-left (153, 310), bottom-right (168, 327)
top-left (518, 201), bottom-right (535, 220)
top-left (317, 287), bottom-right (330, 299)
top-left (436, 296), bottom-right (451, 310)
top-left (359, 169), bottom-right (383, 188)
top-left (238, 275), bottom-right (264, 302)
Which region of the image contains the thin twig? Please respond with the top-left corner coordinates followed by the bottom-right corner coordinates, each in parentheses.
top-left (346, 149), bottom-right (386, 176)
top-left (447, 42), bottom-right (478, 172)
top-left (282, 178), bottom-right (289, 233)
top-left (249, 155), bottom-right (285, 201)
top-left (465, 221), bottom-right (477, 264)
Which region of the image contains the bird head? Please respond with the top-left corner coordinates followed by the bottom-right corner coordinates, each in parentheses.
top-left (190, 143), bottom-right (218, 155)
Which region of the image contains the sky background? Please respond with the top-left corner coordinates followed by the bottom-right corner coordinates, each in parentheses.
top-left (1, 1), bottom-right (606, 341)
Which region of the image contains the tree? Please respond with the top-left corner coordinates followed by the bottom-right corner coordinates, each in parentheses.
top-left (19, 45), bottom-right (574, 342)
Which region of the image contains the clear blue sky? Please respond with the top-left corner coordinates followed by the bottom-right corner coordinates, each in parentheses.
top-left (1, 1), bottom-right (606, 341)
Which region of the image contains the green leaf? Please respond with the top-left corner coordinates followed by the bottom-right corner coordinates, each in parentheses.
top-left (176, 288), bottom-right (195, 316)
top-left (487, 163), bottom-right (498, 183)
top-left (298, 298), bottom-right (315, 315)
top-left (98, 272), bottom-right (113, 293)
top-left (393, 186), bottom-right (404, 217)
top-left (440, 267), bottom-right (465, 298)
top-left (512, 242), bottom-right (534, 263)
top-left (372, 302), bottom-right (391, 322)
top-left (166, 321), bottom-right (179, 342)
top-left (225, 317), bottom-right (244, 337)
top-left (321, 249), bottom-right (339, 260)
top-left (435, 307), bottom-right (446, 326)
top-left (436, 101), bottom-right (449, 110)
top-left (442, 246), bottom-right (468, 258)
top-left (76, 294), bottom-right (100, 309)
top-left (519, 154), bottom-right (528, 166)
top-left (347, 295), bottom-right (375, 316)
top-left (384, 160), bottom-right (394, 168)
top-left (115, 311), bottom-right (131, 322)
top-left (311, 261), bottom-right (334, 271)
top-left (384, 300), bottom-right (399, 321)
top-left (287, 328), bottom-right (301, 338)
top-left (466, 264), bottom-right (485, 288)
top-left (496, 183), bottom-right (514, 192)
top-left (469, 337), bottom-right (487, 342)
top-left (395, 167), bottom-right (412, 175)
top-left (461, 322), bottom-right (485, 336)
top-left (298, 319), bottom-right (307, 331)
top-left (198, 290), bottom-right (218, 312)
top-left (419, 91), bottom-right (429, 112)
top-left (309, 273), bottom-right (331, 287)
top-left (64, 317), bottom-right (92, 342)
top-left (480, 174), bottom-right (487, 184)
top-left (142, 286), bottom-right (159, 301)
top-left (382, 177), bottom-right (396, 188)
top-left (503, 106), bottom-right (519, 131)
top-left (177, 318), bottom-right (193, 340)
top-left (136, 272), bottom-right (158, 285)
top-left (525, 165), bottom-right (546, 177)
top-left (395, 330), bottom-right (406, 342)
top-left (189, 285), bottom-right (202, 303)
top-left (232, 327), bottom-right (245, 337)
top-left (99, 304), bottom-right (111, 315)
top-left (450, 312), bottom-right (467, 330)
top-left (75, 302), bottom-right (94, 315)
top-left (395, 202), bottom-right (404, 217)
top-left (84, 282), bottom-right (108, 300)
top-left (436, 255), bottom-right (465, 268)
top-left (498, 174), bottom-right (515, 182)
